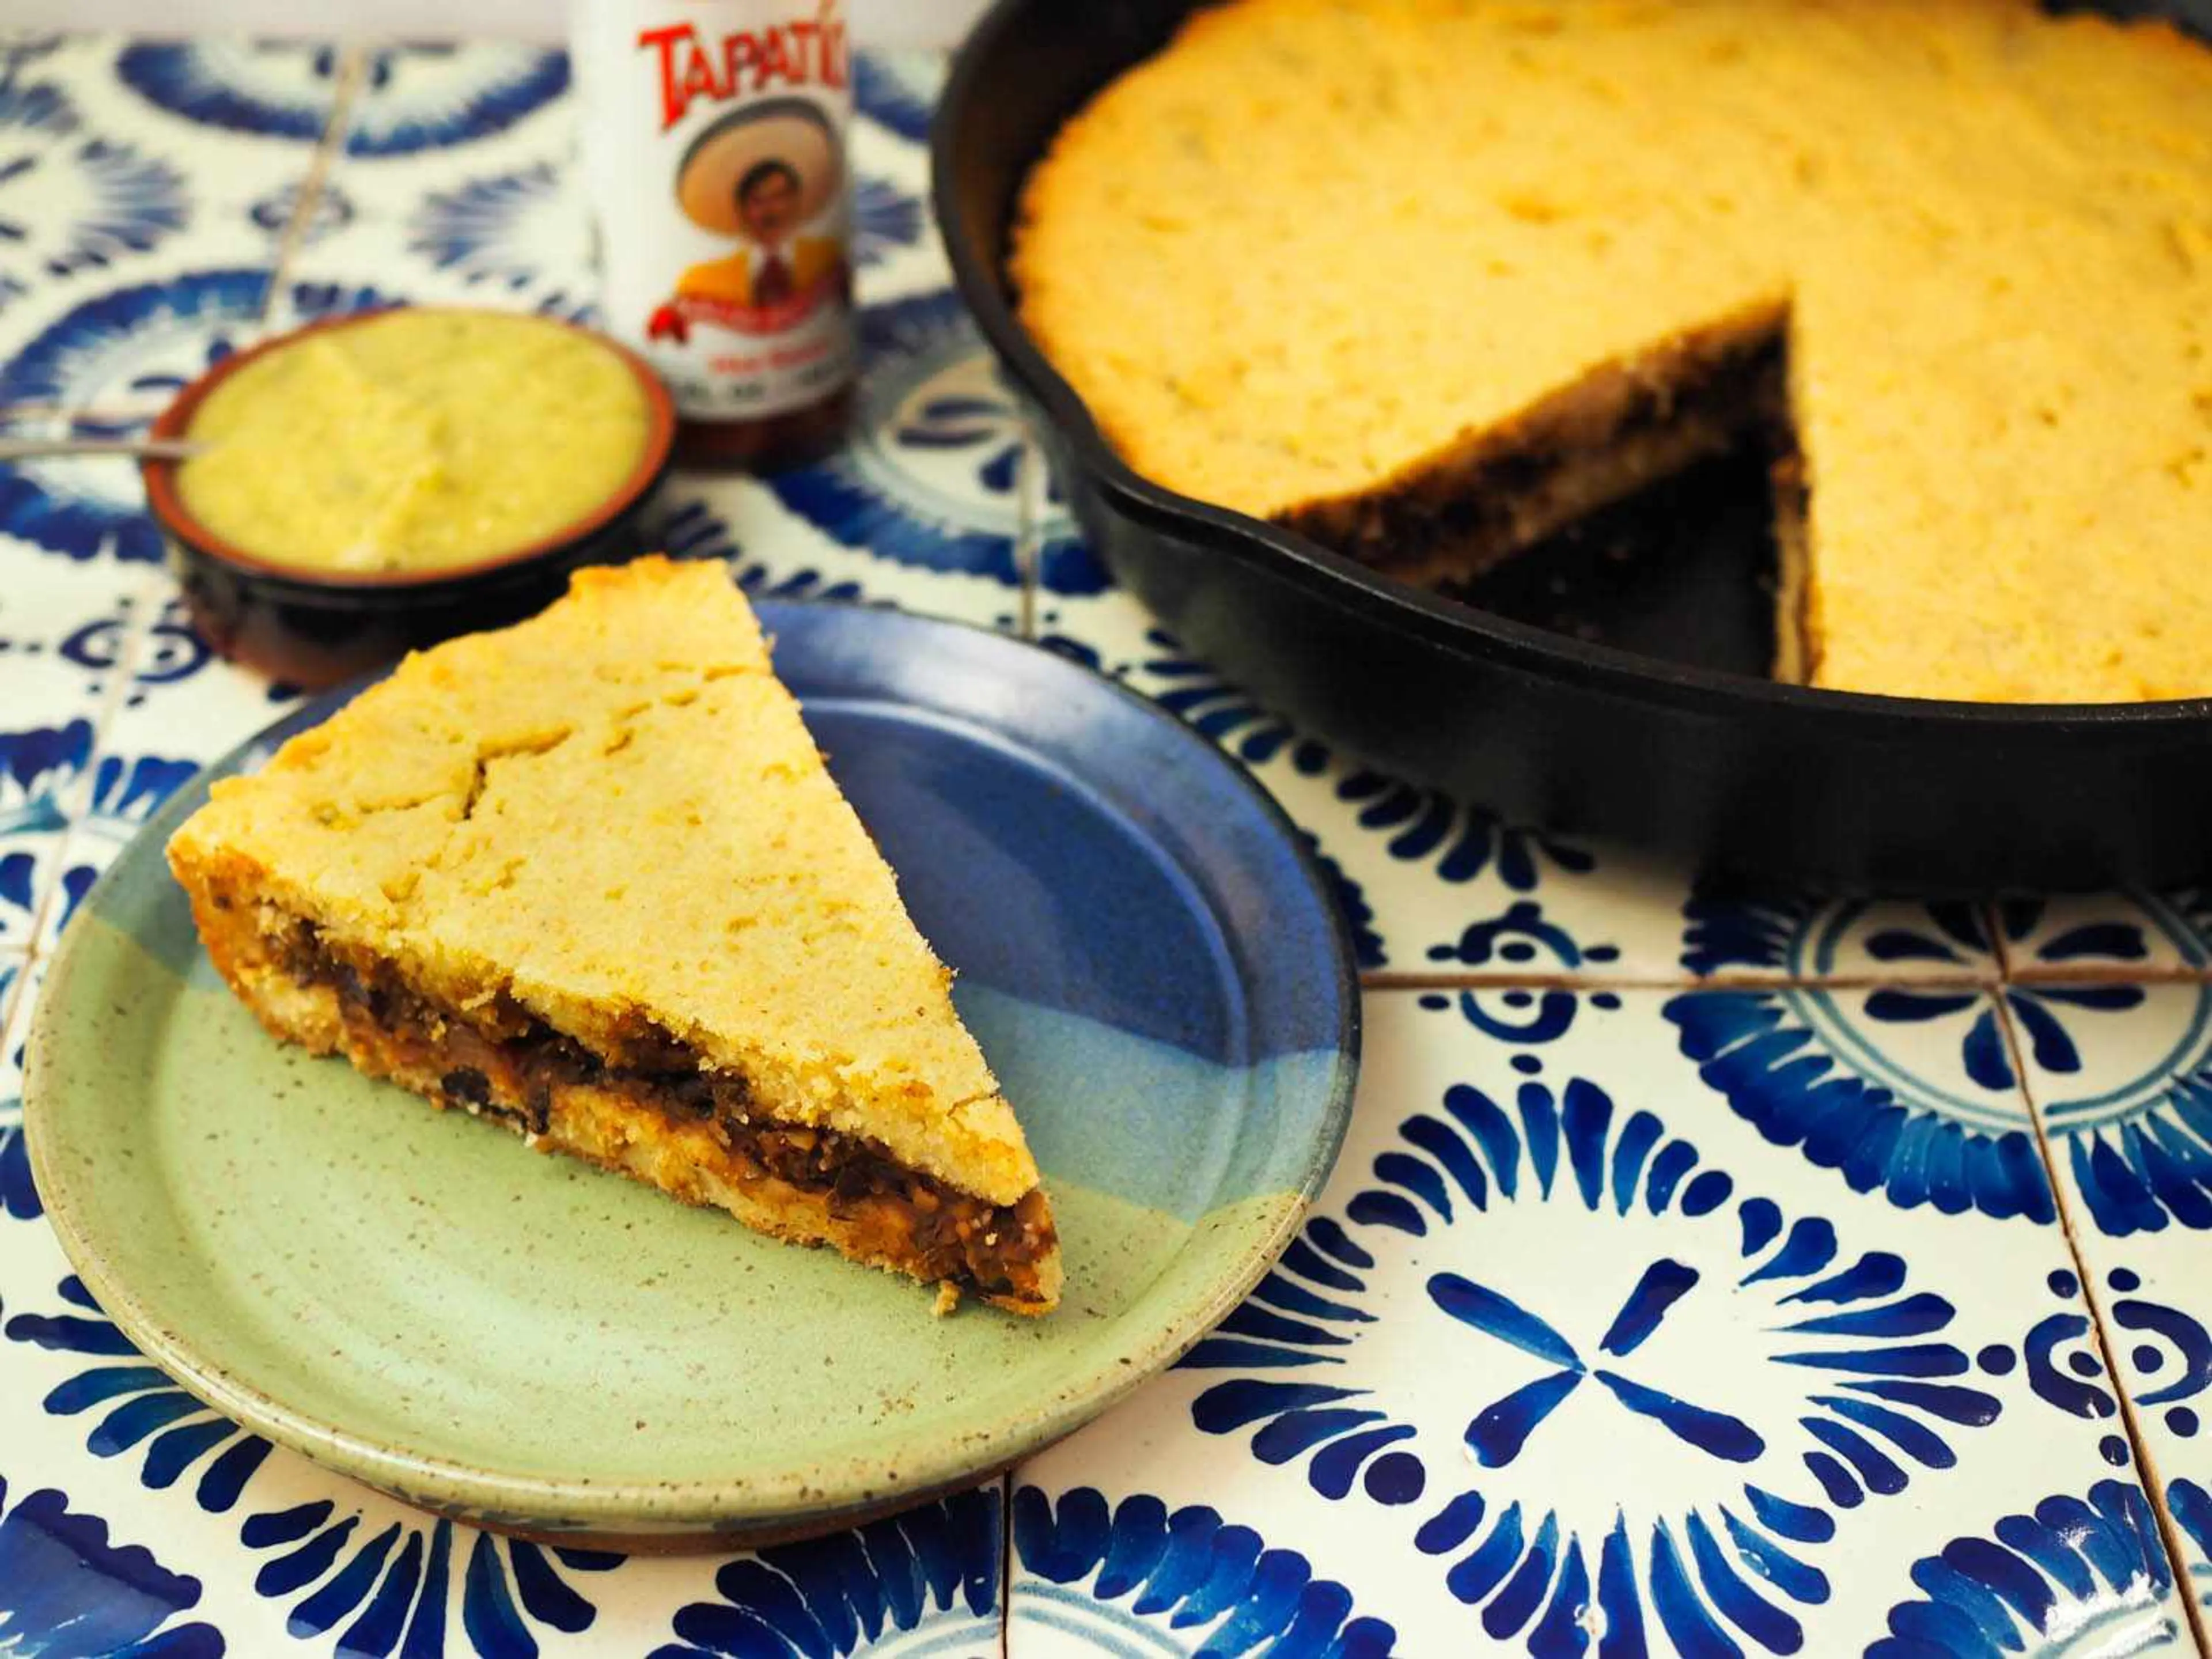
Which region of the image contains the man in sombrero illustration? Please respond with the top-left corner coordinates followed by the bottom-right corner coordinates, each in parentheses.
top-left (650, 99), bottom-right (847, 339)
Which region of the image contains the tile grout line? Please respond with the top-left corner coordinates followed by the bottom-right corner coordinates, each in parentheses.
top-left (2006, 965), bottom-right (2212, 987)
top-left (1990, 992), bottom-right (2212, 1657)
top-left (0, 946), bottom-right (26, 1041)
top-left (258, 46), bottom-right (368, 323)
top-left (1358, 969), bottom-right (2009, 993)
top-left (1359, 963), bottom-right (2212, 993)
top-left (1985, 895), bottom-right (2024, 981)
top-left (1981, 896), bottom-right (2019, 984)
top-left (1013, 434), bottom-right (1041, 639)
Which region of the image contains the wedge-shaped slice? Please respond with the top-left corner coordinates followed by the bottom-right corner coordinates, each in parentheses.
top-left (168, 557), bottom-right (1060, 1314)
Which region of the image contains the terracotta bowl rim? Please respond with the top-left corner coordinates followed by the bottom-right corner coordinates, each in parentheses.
top-left (142, 305), bottom-right (677, 594)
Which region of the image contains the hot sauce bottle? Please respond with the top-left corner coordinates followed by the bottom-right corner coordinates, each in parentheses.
top-left (571, 0), bottom-right (857, 469)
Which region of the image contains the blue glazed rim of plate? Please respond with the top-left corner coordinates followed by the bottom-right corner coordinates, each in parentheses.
top-left (26, 596), bottom-right (1362, 1538)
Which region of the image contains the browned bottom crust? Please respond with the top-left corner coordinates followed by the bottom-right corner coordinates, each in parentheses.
top-left (185, 892), bottom-right (1060, 1316)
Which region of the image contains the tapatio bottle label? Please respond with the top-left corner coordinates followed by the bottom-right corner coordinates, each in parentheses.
top-left (573, 0), bottom-right (857, 423)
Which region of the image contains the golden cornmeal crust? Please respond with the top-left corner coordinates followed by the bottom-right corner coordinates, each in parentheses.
top-left (168, 557), bottom-right (1060, 1313)
top-left (1014, 0), bottom-right (2212, 703)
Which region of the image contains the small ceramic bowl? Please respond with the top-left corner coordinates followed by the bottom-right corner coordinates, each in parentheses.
top-left (142, 308), bottom-right (676, 690)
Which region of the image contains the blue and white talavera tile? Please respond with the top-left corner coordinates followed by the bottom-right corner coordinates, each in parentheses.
top-left (337, 44), bottom-right (569, 158)
top-left (288, 44), bottom-right (942, 331)
top-left (0, 37), bottom-right (332, 571)
top-left (1665, 976), bottom-right (2086, 1227)
top-left (1025, 586), bottom-right (1690, 979)
top-left (106, 39), bottom-right (563, 158)
top-left (0, 1471), bottom-right (226, 1656)
top-left (37, 588), bottom-right (309, 953)
top-left (2008, 978), bottom-right (2212, 1241)
top-left (647, 287), bottom-right (1036, 632)
top-left (0, 954), bottom-right (38, 1223)
top-left (280, 43), bottom-right (590, 322)
top-left (0, 541), bottom-right (141, 946)
top-left (2025, 1229), bottom-right (2212, 1644)
top-left (0, 1260), bottom-right (1010, 1656)
top-left (851, 49), bottom-right (942, 149)
top-left (843, 92), bottom-right (951, 306)
top-left (1993, 892), bottom-right (2212, 982)
top-left (0, 267), bottom-right (278, 565)
top-left (1012, 990), bottom-right (2194, 1656)
top-left (0, 35), bottom-right (326, 323)
top-left (1020, 448), bottom-right (1113, 600)
top-left (2027, 978), bottom-right (2212, 1627)
top-left (768, 289), bottom-right (1025, 588)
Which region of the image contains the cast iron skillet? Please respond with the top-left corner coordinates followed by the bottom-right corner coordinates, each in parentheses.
top-left (934, 0), bottom-right (2212, 895)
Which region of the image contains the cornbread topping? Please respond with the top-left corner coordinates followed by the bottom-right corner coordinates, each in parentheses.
top-left (177, 309), bottom-right (653, 577)
top-left (165, 557), bottom-right (1062, 1315)
top-left (1014, 0), bottom-right (2212, 703)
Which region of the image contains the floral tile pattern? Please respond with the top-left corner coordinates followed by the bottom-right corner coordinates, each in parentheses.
top-left (286, 44), bottom-right (588, 320)
top-left (0, 546), bottom-right (133, 945)
top-left (0, 30), bottom-right (342, 577)
top-left (0, 36), bottom-right (326, 315)
top-left (0, 954), bottom-right (37, 1220)
top-left (2008, 979), bottom-right (2212, 1241)
top-left (2023, 983), bottom-right (2212, 1643)
top-left (1013, 991), bottom-right (2196, 1656)
top-left (2, 29), bottom-right (2210, 1659)
top-left (1996, 892), bottom-right (2212, 983)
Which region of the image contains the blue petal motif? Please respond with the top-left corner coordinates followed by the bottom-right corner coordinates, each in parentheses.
top-left (1139, 630), bottom-right (1333, 777)
top-left (1178, 1065), bottom-right (2003, 1654)
top-left (0, 718), bottom-right (92, 828)
top-left (852, 54), bottom-right (934, 143)
top-left (405, 160), bottom-right (589, 316)
top-left (849, 173), bottom-right (925, 269)
top-left (117, 41), bottom-right (566, 154)
top-left (2169, 1479), bottom-right (2211, 1611)
top-left (0, 77), bottom-right (188, 290)
top-left (39, 751), bottom-right (202, 942)
top-left (660, 1488), bottom-right (998, 1657)
top-left (1012, 1485), bottom-right (1397, 1656)
top-left (770, 289), bottom-right (1024, 584)
top-left (5, 1277), bottom-right (622, 1656)
top-left (1683, 894), bottom-right (1992, 979)
top-left (1428, 1275), bottom-right (1580, 1369)
top-left (0, 269), bottom-right (271, 563)
top-left (1666, 987), bottom-right (2058, 1225)
top-left (349, 46), bottom-right (569, 155)
top-left (1331, 771), bottom-right (1599, 911)
top-left (1869, 1480), bottom-right (2179, 1657)
top-left (2040, 1003), bottom-right (2212, 1238)
top-left (116, 41), bottom-right (334, 139)
top-left (0, 1476), bottom-right (226, 1656)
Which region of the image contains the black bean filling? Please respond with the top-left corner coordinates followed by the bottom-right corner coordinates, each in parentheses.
top-left (271, 922), bottom-right (1054, 1302)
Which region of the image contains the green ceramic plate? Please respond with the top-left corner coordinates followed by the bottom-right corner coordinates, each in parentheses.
top-left (25, 604), bottom-right (1358, 1541)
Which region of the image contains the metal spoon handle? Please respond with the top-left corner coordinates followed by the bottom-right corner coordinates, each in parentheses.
top-left (0, 437), bottom-right (205, 461)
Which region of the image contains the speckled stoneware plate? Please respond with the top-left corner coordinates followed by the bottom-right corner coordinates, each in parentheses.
top-left (23, 599), bottom-right (1358, 1547)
